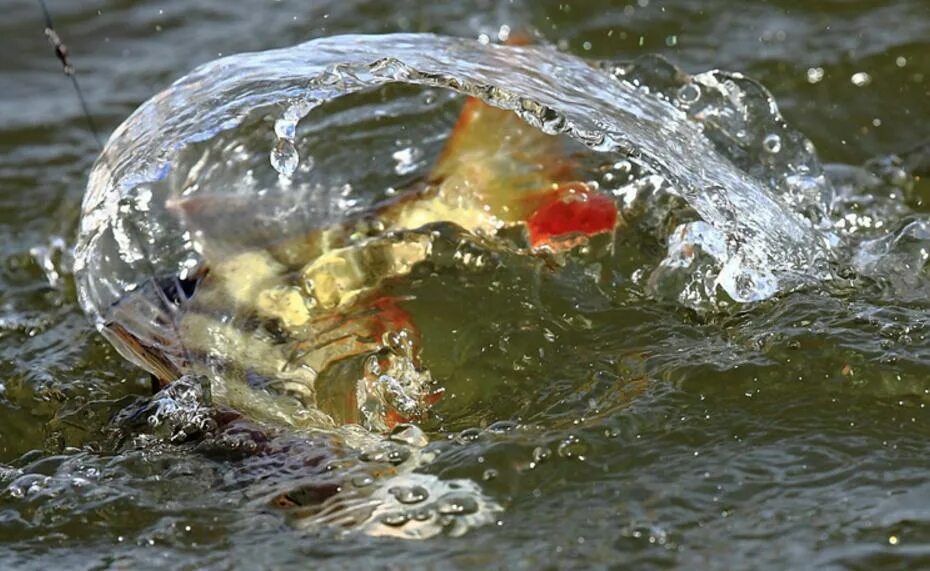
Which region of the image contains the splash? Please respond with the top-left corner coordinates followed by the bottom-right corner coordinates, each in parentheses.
top-left (72, 33), bottom-right (929, 539)
top-left (74, 33), bottom-right (841, 325)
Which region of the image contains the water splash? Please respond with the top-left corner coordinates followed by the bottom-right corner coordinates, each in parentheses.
top-left (69, 33), bottom-right (930, 541)
top-left (29, 236), bottom-right (71, 290)
top-left (75, 34), bottom-right (841, 326)
top-left (112, 376), bottom-right (216, 445)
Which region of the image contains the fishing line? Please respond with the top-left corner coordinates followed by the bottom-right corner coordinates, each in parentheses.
top-left (38, 0), bottom-right (196, 390)
top-left (37, 0), bottom-right (103, 150)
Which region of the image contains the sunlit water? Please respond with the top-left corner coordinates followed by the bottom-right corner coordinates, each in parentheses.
top-left (2, 2), bottom-right (930, 569)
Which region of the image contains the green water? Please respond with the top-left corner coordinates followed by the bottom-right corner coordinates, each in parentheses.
top-left (2, 1), bottom-right (930, 568)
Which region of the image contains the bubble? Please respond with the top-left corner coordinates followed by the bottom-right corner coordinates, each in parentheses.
top-left (896, 56), bottom-right (908, 68)
top-left (359, 442), bottom-right (412, 465)
top-left (806, 67), bottom-right (824, 84)
top-left (380, 512), bottom-right (410, 527)
top-left (676, 83), bottom-right (701, 105)
top-left (436, 493), bottom-right (479, 515)
top-left (389, 485), bottom-right (430, 504)
top-left (762, 133), bottom-right (782, 154)
top-left (351, 475), bottom-right (375, 488)
top-left (851, 72), bottom-right (872, 87)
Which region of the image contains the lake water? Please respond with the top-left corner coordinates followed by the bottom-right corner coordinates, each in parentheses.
top-left (1, 1), bottom-right (929, 569)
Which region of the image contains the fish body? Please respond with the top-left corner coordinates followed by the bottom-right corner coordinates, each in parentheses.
top-left (94, 43), bottom-right (628, 540)
top-left (107, 92), bottom-right (621, 432)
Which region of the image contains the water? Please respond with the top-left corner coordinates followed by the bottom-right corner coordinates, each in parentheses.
top-left (3, 1), bottom-right (930, 569)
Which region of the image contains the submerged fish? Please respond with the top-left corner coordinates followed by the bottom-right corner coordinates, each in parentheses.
top-left (106, 89), bottom-right (621, 433)
top-left (95, 58), bottom-right (624, 537)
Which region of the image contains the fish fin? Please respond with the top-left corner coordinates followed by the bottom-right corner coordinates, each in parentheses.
top-left (104, 321), bottom-right (181, 385)
top-left (430, 97), bottom-right (574, 196)
top-left (524, 182), bottom-right (619, 248)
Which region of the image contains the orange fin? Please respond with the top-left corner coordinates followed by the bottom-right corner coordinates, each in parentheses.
top-left (525, 182), bottom-right (619, 248)
top-left (430, 97), bottom-right (575, 193)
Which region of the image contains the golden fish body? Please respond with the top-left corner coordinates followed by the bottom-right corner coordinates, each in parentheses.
top-left (106, 96), bottom-right (621, 431)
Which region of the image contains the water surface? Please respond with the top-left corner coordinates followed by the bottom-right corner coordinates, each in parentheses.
top-left (2, 1), bottom-right (930, 569)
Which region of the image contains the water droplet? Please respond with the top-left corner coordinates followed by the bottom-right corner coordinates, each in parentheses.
top-left (762, 133), bottom-right (782, 154)
top-left (486, 420), bottom-right (518, 433)
top-left (436, 493), bottom-right (479, 515)
top-left (497, 25), bottom-right (511, 42)
top-left (389, 485), bottom-right (430, 504)
top-left (297, 155), bottom-right (315, 173)
top-left (412, 508), bottom-right (432, 522)
top-left (392, 146), bottom-right (422, 176)
top-left (557, 435), bottom-right (587, 459)
top-left (351, 475), bottom-right (375, 488)
top-left (613, 160), bottom-right (633, 174)
top-left (806, 67), bottom-right (824, 84)
top-left (851, 72), bottom-right (872, 87)
top-left (456, 428), bottom-right (482, 444)
top-left (676, 83), bottom-right (701, 105)
top-left (359, 443), bottom-right (411, 465)
top-left (380, 511), bottom-right (410, 527)
top-left (532, 446), bottom-right (551, 464)
top-left (270, 139), bottom-right (299, 177)
top-left (388, 423), bottom-right (428, 448)
top-left (274, 117), bottom-right (297, 140)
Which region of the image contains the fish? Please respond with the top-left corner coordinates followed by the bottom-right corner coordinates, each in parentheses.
top-left (105, 85), bottom-right (622, 433)
top-left (98, 54), bottom-right (624, 538)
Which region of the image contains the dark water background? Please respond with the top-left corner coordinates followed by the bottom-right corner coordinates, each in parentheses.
top-left (1, 1), bottom-right (929, 569)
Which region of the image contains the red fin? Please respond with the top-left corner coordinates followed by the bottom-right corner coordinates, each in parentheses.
top-left (526, 182), bottom-right (618, 248)
top-left (503, 32), bottom-right (533, 47)
top-left (368, 296), bottom-right (417, 341)
top-left (384, 409), bottom-right (410, 430)
top-left (423, 388), bottom-right (444, 406)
